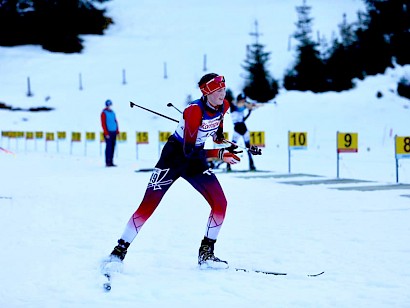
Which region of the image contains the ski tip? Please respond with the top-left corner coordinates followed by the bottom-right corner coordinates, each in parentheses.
top-left (103, 283), bottom-right (111, 292)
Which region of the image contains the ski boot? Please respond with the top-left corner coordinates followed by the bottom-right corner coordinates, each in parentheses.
top-left (101, 239), bottom-right (130, 274)
top-left (110, 239), bottom-right (130, 261)
top-left (198, 237), bottom-right (228, 269)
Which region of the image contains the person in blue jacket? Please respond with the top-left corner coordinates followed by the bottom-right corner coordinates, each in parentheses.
top-left (101, 99), bottom-right (119, 167)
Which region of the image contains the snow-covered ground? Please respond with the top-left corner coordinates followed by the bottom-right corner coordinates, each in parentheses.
top-left (1, 0), bottom-right (410, 307)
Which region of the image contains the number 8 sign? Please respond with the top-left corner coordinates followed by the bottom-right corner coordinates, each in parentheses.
top-left (395, 136), bottom-right (410, 159)
top-left (395, 135), bottom-right (410, 183)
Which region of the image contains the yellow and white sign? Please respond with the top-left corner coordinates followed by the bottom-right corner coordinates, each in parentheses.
top-left (71, 132), bottom-right (81, 142)
top-left (159, 131), bottom-right (171, 143)
top-left (86, 132), bottom-right (96, 141)
top-left (136, 132), bottom-right (149, 144)
top-left (118, 132), bottom-right (127, 142)
top-left (288, 131), bottom-right (307, 150)
top-left (46, 132), bottom-right (55, 141)
top-left (396, 136), bottom-right (410, 159)
top-left (250, 131), bottom-right (265, 148)
top-left (337, 132), bottom-right (358, 153)
top-left (57, 132), bottom-right (66, 140)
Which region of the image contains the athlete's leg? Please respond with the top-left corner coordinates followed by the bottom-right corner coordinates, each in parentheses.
top-left (243, 131), bottom-right (255, 170)
top-left (119, 139), bottom-right (183, 244)
top-left (120, 167), bottom-right (178, 243)
top-left (232, 130), bottom-right (241, 144)
top-left (184, 171), bottom-right (227, 240)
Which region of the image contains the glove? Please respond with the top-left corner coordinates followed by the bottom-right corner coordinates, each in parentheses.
top-left (213, 127), bottom-right (225, 144)
top-left (218, 149), bottom-right (240, 165)
top-left (226, 144), bottom-right (242, 154)
top-left (248, 145), bottom-right (262, 155)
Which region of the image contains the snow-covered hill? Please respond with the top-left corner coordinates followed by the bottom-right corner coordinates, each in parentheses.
top-left (1, 1), bottom-right (410, 307)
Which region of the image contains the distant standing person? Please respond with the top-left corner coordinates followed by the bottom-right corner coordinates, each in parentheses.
top-left (101, 99), bottom-right (119, 167)
top-left (228, 93), bottom-right (257, 171)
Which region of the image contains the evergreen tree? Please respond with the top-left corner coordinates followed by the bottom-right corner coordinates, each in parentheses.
top-left (324, 14), bottom-right (357, 91)
top-left (242, 20), bottom-right (278, 103)
top-left (363, 0), bottom-right (410, 66)
top-left (355, 1), bottom-right (393, 76)
top-left (283, 0), bottom-right (327, 92)
top-left (0, 0), bottom-right (112, 53)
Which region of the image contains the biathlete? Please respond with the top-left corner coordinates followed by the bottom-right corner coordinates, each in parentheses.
top-left (105, 73), bottom-right (242, 269)
top-left (227, 93), bottom-right (258, 171)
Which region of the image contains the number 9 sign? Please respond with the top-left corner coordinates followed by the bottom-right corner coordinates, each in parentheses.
top-left (337, 132), bottom-right (358, 153)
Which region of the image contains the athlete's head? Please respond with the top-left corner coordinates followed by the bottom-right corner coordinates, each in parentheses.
top-left (198, 73), bottom-right (226, 96)
top-left (198, 73), bottom-right (226, 107)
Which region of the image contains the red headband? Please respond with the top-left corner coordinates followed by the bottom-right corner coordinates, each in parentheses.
top-left (199, 75), bottom-right (226, 95)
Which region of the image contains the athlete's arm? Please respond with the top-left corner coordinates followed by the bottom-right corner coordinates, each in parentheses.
top-left (183, 104), bottom-right (203, 158)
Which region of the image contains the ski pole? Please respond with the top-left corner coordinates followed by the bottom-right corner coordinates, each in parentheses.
top-left (130, 102), bottom-right (178, 123)
top-left (166, 102), bottom-right (182, 114)
top-left (130, 102), bottom-right (261, 155)
top-left (0, 146), bottom-right (15, 155)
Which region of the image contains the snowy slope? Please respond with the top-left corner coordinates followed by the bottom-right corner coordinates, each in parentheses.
top-left (1, 0), bottom-right (410, 307)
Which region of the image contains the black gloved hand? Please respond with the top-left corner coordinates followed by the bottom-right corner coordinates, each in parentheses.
top-left (213, 127), bottom-right (225, 144)
top-left (226, 144), bottom-right (243, 154)
top-left (248, 145), bottom-right (262, 155)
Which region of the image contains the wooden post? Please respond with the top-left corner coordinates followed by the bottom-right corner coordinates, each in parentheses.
top-left (203, 54), bottom-right (207, 71)
top-left (79, 73), bottom-right (83, 91)
top-left (164, 62), bottom-right (168, 79)
top-left (122, 69), bottom-right (127, 85)
top-left (27, 77), bottom-right (33, 96)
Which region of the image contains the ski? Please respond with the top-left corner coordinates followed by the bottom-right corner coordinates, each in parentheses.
top-left (100, 258), bottom-right (123, 292)
top-left (235, 268), bottom-right (324, 277)
top-left (103, 273), bottom-right (111, 292)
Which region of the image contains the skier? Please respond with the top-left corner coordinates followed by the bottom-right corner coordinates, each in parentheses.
top-left (227, 93), bottom-right (257, 171)
top-left (101, 99), bottom-right (119, 167)
top-left (105, 73), bottom-right (241, 270)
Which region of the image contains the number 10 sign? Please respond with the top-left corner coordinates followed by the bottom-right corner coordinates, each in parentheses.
top-left (288, 131), bottom-right (308, 173)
